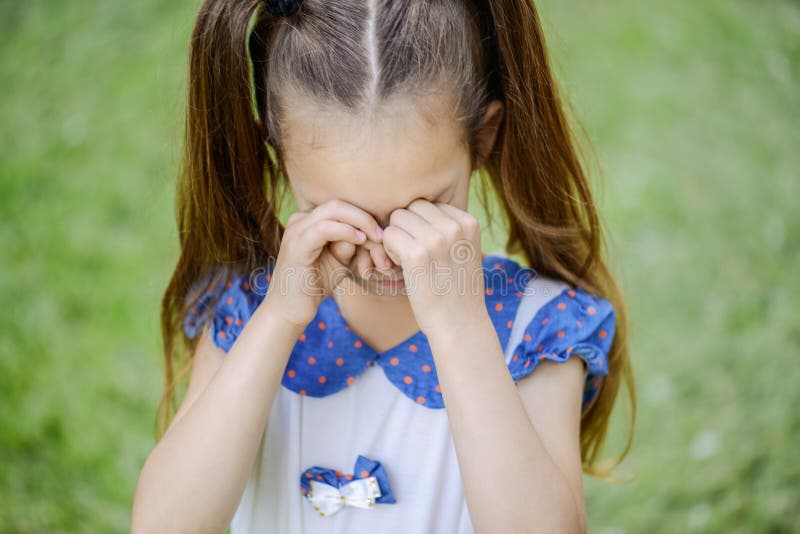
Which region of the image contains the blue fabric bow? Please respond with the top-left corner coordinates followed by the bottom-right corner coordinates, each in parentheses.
top-left (300, 455), bottom-right (396, 516)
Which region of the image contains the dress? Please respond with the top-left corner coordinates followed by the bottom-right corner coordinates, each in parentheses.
top-left (182, 252), bottom-right (616, 534)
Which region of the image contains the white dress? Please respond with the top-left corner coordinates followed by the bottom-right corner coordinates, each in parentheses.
top-left (182, 252), bottom-right (616, 533)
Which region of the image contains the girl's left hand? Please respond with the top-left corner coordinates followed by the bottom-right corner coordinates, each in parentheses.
top-left (381, 199), bottom-right (487, 336)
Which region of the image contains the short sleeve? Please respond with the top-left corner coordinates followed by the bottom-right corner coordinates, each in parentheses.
top-left (507, 286), bottom-right (615, 414)
top-left (182, 268), bottom-right (271, 353)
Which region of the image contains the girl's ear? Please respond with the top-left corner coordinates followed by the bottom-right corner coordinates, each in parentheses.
top-left (473, 99), bottom-right (504, 170)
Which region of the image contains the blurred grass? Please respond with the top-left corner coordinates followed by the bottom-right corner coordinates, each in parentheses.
top-left (0, 0), bottom-right (798, 532)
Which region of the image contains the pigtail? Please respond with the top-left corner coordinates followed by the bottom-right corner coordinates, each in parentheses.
top-left (476, 0), bottom-right (636, 479)
top-left (155, 0), bottom-right (286, 439)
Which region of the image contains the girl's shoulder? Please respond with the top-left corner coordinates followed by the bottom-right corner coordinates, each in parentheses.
top-left (182, 264), bottom-right (274, 352)
top-left (483, 251), bottom-right (616, 414)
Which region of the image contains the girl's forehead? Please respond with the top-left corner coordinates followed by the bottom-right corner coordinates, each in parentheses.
top-left (281, 100), bottom-right (470, 214)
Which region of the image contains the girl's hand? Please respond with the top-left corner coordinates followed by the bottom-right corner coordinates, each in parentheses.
top-left (264, 200), bottom-right (384, 329)
top-left (381, 199), bottom-right (486, 336)
top-left (328, 237), bottom-right (396, 281)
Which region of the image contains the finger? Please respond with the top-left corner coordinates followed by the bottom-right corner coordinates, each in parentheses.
top-left (299, 219), bottom-right (367, 264)
top-left (388, 207), bottom-right (441, 242)
top-left (406, 198), bottom-right (459, 229)
top-left (359, 238), bottom-right (394, 271)
top-left (300, 199), bottom-right (384, 243)
top-left (381, 225), bottom-right (417, 268)
top-left (435, 202), bottom-right (481, 234)
top-left (328, 239), bottom-right (357, 266)
top-left (355, 244), bottom-right (375, 280)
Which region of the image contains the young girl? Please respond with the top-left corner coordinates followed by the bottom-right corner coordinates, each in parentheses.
top-left (133, 0), bottom-right (635, 532)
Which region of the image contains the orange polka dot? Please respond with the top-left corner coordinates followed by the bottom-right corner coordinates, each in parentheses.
top-left (390, 357), bottom-right (400, 366)
top-left (301, 487), bottom-right (307, 495)
top-left (416, 396), bottom-right (426, 404)
top-left (345, 474), bottom-right (353, 480)
top-left (347, 376), bottom-right (355, 385)
top-left (287, 369), bottom-right (296, 378)
top-left (537, 343), bottom-right (544, 351)
top-left (225, 316), bottom-right (233, 324)
top-left (495, 302), bottom-right (503, 311)
top-left (243, 281), bottom-right (250, 291)
top-left (576, 320), bottom-right (582, 328)
top-left (298, 333), bottom-right (306, 342)
top-left (557, 330), bottom-right (565, 338)
top-left (305, 472), bottom-right (313, 478)
top-left (318, 376), bottom-right (327, 384)
top-left (307, 356), bottom-right (316, 365)
top-left (336, 357), bottom-right (344, 366)
top-left (538, 354), bottom-right (547, 360)
top-left (335, 470), bottom-right (343, 477)
top-left (360, 470), bottom-right (369, 478)
top-left (318, 321), bottom-right (326, 330)
top-left (541, 317), bottom-right (549, 325)
top-left (422, 364), bottom-right (431, 372)
top-left (299, 390), bottom-right (307, 396)
top-left (557, 302), bottom-right (566, 310)
top-left (265, 273), bottom-right (271, 282)
top-left (354, 340), bottom-right (363, 348)
top-left (219, 331), bottom-right (227, 339)
top-left (486, 288), bottom-right (493, 296)
top-left (409, 344), bottom-right (418, 352)
top-left (327, 341), bottom-right (334, 348)
top-left (598, 330), bottom-right (607, 339)
top-left (566, 346), bottom-right (573, 354)
top-left (235, 318), bottom-right (242, 326)
top-left (568, 289), bottom-right (576, 298)
top-left (403, 376), bottom-right (413, 384)
top-left (507, 277), bottom-right (514, 284)
top-left (587, 306), bottom-right (596, 315)
top-left (493, 262), bottom-right (502, 269)
top-left (317, 474), bottom-right (323, 480)
top-left (435, 384), bottom-right (441, 392)
top-left (524, 360), bottom-right (531, 368)
top-left (507, 320), bottom-right (514, 328)
top-left (516, 291), bottom-right (522, 298)
top-left (512, 354), bottom-right (519, 362)
top-left (226, 296), bottom-right (234, 305)
top-left (523, 333), bottom-right (532, 342)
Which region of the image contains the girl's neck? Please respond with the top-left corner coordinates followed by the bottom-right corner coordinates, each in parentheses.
top-left (332, 280), bottom-right (419, 354)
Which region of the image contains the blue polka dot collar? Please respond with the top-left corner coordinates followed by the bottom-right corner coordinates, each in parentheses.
top-left (277, 254), bottom-right (533, 408)
top-left (183, 253), bottom-right (615, 413)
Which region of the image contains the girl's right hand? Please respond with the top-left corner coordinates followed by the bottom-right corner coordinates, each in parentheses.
top-left (262, 199), bottom-right (385, 329)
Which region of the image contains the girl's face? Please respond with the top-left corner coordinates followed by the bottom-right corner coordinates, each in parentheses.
top-left (280, 95), bottom-right (501, 292)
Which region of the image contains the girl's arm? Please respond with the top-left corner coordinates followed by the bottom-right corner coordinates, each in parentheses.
top-left (131, 299), bottom-right (305, 534)
top-left (428, 316), bottom-right (587, 534)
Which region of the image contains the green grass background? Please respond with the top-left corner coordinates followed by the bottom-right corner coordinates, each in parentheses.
top-left (1, 0), bottom-right (798, 532)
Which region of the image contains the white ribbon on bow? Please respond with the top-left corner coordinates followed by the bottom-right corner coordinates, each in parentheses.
top-left (307, 476), bottom-right (382, 516)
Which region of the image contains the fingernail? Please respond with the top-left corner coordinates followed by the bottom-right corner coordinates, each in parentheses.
top-left (356, 230), bottom-right (366, 241)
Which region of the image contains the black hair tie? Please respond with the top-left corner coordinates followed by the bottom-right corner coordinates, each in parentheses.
top-left (263, 0), bottom-right (304, 18)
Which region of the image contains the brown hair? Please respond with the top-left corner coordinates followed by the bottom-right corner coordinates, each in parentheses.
top-left (157, 0), bottom-right (635, 479)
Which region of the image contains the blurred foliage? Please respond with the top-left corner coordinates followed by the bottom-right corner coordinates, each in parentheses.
top-left (0, 0), bottom-right (798, 532)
